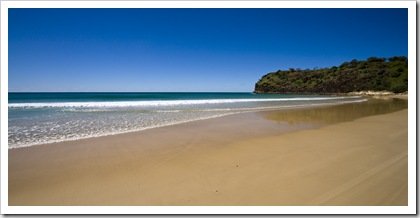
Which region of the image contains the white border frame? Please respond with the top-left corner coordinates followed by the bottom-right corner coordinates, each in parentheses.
top-left (1, 0), bottom-right (416, 215)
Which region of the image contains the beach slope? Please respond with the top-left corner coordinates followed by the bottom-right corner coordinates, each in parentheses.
top-left (9, 101), bottom-right (408, 206)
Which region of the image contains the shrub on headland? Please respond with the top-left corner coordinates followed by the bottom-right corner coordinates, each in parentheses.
top-left (254, 56), bottom-right (408, 94)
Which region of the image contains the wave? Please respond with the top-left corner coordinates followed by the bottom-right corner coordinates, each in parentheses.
top-left (8, 96), bottom-right (360, 108)
top-left (8, 98), bottom-right (367, 149)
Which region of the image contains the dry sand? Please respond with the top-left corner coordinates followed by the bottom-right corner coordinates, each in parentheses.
top-left (8, 97), bottom-right (408, 206)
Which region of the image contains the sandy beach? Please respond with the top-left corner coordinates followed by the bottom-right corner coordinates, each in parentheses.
top-left (8, 96), bottom-right (408, 206)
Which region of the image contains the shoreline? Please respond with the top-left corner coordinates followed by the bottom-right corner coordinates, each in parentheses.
top-left (8, 96), bottom-right (367, 150)
top-left (253, 90), bottom-right (408, 97)
top-left (8, 96), bottom-right (408, 206)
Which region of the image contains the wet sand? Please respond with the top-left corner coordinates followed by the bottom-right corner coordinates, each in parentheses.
top-left (8, 97), bottom-right (408, 206)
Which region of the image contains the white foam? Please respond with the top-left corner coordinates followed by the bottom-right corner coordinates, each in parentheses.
top-left (8, 98), bottom-right (367, 149)
top-left (8, 112), bottom-right (237, 149)
top-left (8, 96), bottom-right (360, 108)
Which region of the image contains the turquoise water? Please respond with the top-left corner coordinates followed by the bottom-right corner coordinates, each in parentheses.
top-left (8, 92), bottom-right (365, 148)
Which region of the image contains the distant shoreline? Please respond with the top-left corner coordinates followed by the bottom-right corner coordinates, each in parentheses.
top-left (254, 90), bottom-right (408, 97)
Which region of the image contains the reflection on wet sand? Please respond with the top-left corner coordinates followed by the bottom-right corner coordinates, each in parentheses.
top-left (261, 97), bottom-right (408, 125)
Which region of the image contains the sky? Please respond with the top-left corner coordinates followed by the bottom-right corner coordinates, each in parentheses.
top-left (8, 8), bottom-right (408, 92)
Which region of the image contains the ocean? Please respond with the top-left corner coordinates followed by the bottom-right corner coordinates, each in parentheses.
top-left (8, 92), bottom-right (365, 149)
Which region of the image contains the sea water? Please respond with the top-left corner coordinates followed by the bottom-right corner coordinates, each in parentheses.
top-left (8, 92), bottom-right (365, 149)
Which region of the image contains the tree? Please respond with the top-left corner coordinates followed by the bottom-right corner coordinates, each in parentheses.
top-left (367, 56), bottom-right (386, 62)
top-left (349, 59), bottom-right (358, 67)
top-left (339, 62), bottom-right (349, 68)
top-left (388, 56), bottom-right (407, 62)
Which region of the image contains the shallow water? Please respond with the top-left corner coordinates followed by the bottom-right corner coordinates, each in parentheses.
top-left (8, 92), bottom-right (366, 148)
top-left (262, 97), bottom-right (408, 125)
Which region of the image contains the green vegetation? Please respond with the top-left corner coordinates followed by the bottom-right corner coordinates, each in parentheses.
top-left (254, 56), bottom-right (408, 94)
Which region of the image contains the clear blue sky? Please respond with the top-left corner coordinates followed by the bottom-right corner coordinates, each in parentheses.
top-left (9, 8), bottom-right (408, 92)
